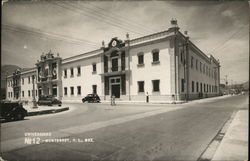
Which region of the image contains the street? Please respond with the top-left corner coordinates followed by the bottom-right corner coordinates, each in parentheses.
top-left (1, 95), bottom-right (248, 161)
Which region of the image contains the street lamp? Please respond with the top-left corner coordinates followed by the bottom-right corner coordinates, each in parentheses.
top-left (32, 75), bottom-right (38, 109)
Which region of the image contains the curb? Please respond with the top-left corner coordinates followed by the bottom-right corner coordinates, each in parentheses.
top-left (27, 107), bottom-right (69, 116)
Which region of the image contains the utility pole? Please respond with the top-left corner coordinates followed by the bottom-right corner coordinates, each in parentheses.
top-left (225, 75), bottom-right (228, 94)
top-left (32, 75), bottom-right (38, 109)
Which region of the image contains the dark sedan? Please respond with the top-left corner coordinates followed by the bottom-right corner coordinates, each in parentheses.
top-left (82, 94), bottom-right (100, 103)
top-left (37, 95), bottom-right (62, 106)
top-left (0, 102), bottom-right (28, 121)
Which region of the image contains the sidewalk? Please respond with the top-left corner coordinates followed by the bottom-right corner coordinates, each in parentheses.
top-left (99, 95), bottom-right (233, 105)
top-left (212, 110), bottom-right (248, 161)
top-left (23, 103), bottom-right (69, 116)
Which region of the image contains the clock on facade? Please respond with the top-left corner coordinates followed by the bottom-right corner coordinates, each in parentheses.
top-left (111, 40), bottom-right (117, 47)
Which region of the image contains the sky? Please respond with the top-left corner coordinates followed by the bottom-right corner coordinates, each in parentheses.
top-left (1, 0), bottom-right (249, 84)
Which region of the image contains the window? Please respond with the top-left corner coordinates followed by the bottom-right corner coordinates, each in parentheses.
top-left (22, 78), bottom-right (24, 85)
top-left (64, 69), bottom-right (67, 78)
top-left (11, 92), bottom-right (12, 98)
top-left (77, 86), bottom-right (81, 95)
top-left (22, 91), bottom-right (24, 97)
top-left (200, 62), bottom-right (202, 72)
top-left (92, 85), bottom-right (97, 94)
top-left (36, 90), bottom-right (37, 96)
top-left (207, 84), bottom-right (208, 92)
top-left (204, 84), bottom-right (206, 92)
top-left (138, 54), bottom-right (144, 65)
top-left (196, 59), bottom-right (198, 70)
top-left (28, 90), bottom-right (31, 97)
top-left (191, 56), bottom-right (194, 68)
top-left (209, 85), bottom-right (211, 93)
top-left (203, 64), bottom-right (205, 74)
top-left (152, 49), bottom-right (160, 63)
top-left (77, 67), bottom-right (81, 76)
top-left (138, 81), bottom-right (144, 93)
top-left (70, 68), bottom-right (74, 77)
top-left (70, 87), bottom-right (74, 95)
top-left (200, 83), bottom-right (202, 92)
top-left (196, 82), bottom-right (199, 92)
top-left (181, 79), bottom-right (185, 92)
top-left (152, 80), bottom-right (160, 92)
top-left (192, 81), bottom-right (194, 92)
top-left (180, 50), bottom-right (183, 63)
top-left (64, 87), bottom-right (67, 95)
top-left (92, 63), bottom-right (97, 73)
top-left (28, 76), bottom-right (30, 84)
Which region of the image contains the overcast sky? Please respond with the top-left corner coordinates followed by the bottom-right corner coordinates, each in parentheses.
top-left (1, 1), bottom-right (249, 84)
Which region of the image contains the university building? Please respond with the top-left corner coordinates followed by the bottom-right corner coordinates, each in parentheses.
top-left (6, 20), bottom-right (220, 103)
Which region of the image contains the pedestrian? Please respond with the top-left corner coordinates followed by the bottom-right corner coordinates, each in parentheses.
top-left (146, 92), bottom-right (149, 103)
top-left (111, 94), bottom-right (116, 106)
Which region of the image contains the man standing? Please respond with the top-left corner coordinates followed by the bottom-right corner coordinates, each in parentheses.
top-left (146, 92), bottom-right (149, 103)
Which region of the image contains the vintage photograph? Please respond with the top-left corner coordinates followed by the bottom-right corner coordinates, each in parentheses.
top-left (1, 0), bottom-right (249, 161)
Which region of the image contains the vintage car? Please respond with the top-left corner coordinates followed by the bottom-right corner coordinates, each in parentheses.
top-left (37, 95), bottom-right (62, 106)
top-left (82, 94), bottom-right (101, 103)
top-left (0, 102), bottom-right (28, 121)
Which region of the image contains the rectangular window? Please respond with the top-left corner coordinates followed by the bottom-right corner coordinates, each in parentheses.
top-left (196, 59), bottom-right (198, 70)
top-left (11, 92), bottom-right (12, 97)
top-left (92, 85), bottom-right (97, 94)
top-left (22, 91), bottom-right (24, 97)
top-left (204, 84), bottom-right (206, 92)
top-left (77, 86), bottom-right (81, 95)
top-left (77, 67), bottom-right (81, 76)
top-left (181, 79), bottom-right (185, 92)
top-left (200, 83), bottom-right (202, 92)
top-left (200, 62), bottom-right (202, 72)
top-left (207, 84), bottom-right (208, 92)
top-left (64, 69), bottom-right (67, 78)
top-left (191, 56), bottom-right (194, 68)
top-left (92, 63), bottom-right (97, 73)
top-left (138, 81), bottom-right (144, 93)
top-left (28, 90), bottom-right (30, 97)
top-left (138, 55), bottom-right (144, 65)
top-left (36, 90), bottom-right (37, 96)
top-left (152, 49), bottom-right (159, 63)
top-left (152, 80), bottom-right (160, 92)
top-left (70, 87), bottom-right (74, 95)
top-left (70, 68), bottom-right (74, 77)
top-left (22, 78), bottom-right (24, 85)
top-left (64, 87), bottom-right (67, 95)
top-left (192, 81), bottom-right (194, 92)
top-left (28, 76), bottom-right (30, 84)
top-left (196, 82), bottom-right (199, 92)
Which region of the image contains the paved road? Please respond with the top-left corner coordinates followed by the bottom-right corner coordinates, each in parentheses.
top-left (1, 95), bottom-right (248, 161)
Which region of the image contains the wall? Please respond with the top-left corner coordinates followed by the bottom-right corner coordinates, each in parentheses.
top-left (129, 39), bottom-right (172, 102)
top-left (61, 55), bottom-right (102, 102)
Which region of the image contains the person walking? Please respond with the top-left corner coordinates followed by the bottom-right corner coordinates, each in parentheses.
top-left (111, 94), bottom-right (116, 106)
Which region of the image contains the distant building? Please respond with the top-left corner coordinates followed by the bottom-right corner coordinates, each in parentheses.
top-left (6, 20), bottom-right (220, 103)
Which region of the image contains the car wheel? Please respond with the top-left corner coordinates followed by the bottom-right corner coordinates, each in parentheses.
top-left (82, 100), bottom-right (85, 103)
top-left (16, 113), bottom-right (24, 120)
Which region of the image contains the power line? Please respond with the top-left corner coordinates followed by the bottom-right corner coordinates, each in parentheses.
top-left (81, 2), bottom-right (158, 34)
top-left (51, 1), bottom-right (144, 36)
top-left (2, 24), bottom-right (100, 48)
top-left (209, 25), bottom-right (248, 54)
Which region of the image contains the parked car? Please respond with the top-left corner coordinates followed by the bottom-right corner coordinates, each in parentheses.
top-left (0, 102), bottom-right (28, 121)
top-left (82, 94), bottom-right (100, 103)
top-left (37, 95), bottom-right (62, 106)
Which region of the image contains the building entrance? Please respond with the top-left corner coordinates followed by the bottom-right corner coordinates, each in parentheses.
top-left (110, 77), bottom-right (121, 98)
top-left (111, 84), bottom-right (120, 98)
